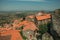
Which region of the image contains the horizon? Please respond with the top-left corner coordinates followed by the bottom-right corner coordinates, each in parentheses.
top-left (0, 0), bottom-right (60, 11)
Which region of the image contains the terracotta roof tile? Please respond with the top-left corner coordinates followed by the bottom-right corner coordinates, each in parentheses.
top-left (16, 20), bottom-right (38, 31)
top-left (27, 15), bottom-right (34, 18)
top-left (26, 14), bottom-right (51, 21)
top-left (36, 14), bottom-right (51, 20)
top-left (22, 21), bottom-right (38, 31)
top-left (0, 29), bottom-right (23, 40)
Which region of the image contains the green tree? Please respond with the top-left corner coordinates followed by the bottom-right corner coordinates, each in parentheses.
top-left (19, 26), bottom-right (27, 40)
top-left (38, 24), bottom-right (48, 34)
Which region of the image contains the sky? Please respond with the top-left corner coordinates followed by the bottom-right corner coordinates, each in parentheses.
top-left (0, 0), bottom-right (60, 11)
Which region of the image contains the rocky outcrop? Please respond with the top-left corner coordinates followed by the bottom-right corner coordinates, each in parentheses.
top-left (52, 9), bottom-right (60, 37)
top-left (42, 32), bottom-right (54, 40)
top-left (50, 9), bottom-right (60, 40)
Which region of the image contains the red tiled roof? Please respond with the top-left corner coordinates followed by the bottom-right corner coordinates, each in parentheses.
top-left (0, 28), bottom-right (10, 31)
top-left (36, 14), bottom-right (51, 20)
top-left (27, 15), bottom-right (34, 18)
top-left (0, 29), bottom-right (23, 40)
top-left (13, 20), bottom-right (18, 23)
top-left (18, 20), bottom-right (38, 31)
top-left (23, 21), bottom-right (38, 31)
top-left (26, 14), bottom-right (51, 21)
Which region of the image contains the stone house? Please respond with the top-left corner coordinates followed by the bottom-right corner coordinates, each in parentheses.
top-left (36, 14), bottom-right (51, 27)
top-left (26, 15), bottom-right (35, 22)
top-left (12, 20), bottom-right (38, 40)
top-left (22, 20), bottom-right (38, 40)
